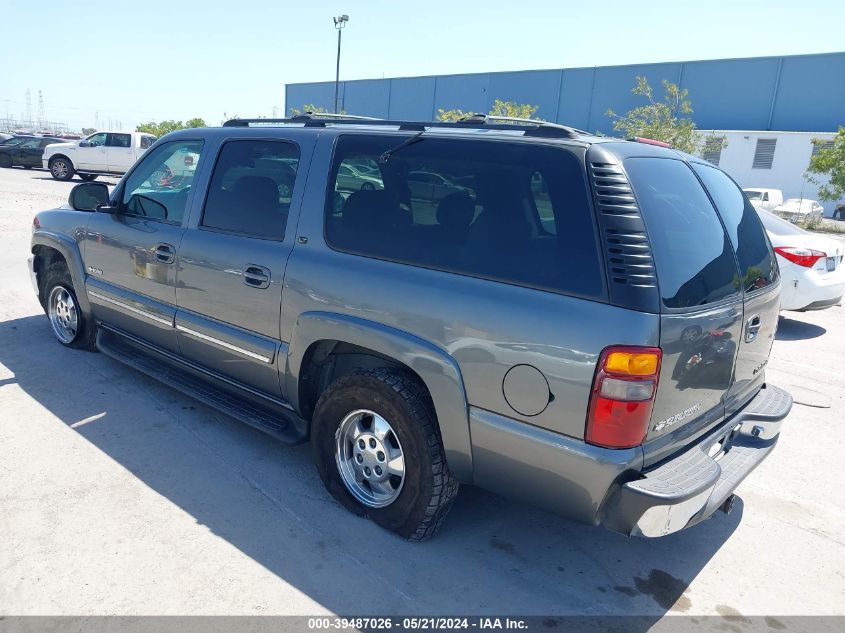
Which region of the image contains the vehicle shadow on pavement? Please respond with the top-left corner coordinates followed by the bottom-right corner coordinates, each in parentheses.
top-left (776, 316), bottom-right (827, 341)
top-left (0, 314), bottom-right (741, 621)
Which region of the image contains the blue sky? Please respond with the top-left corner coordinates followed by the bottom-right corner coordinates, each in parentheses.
top-left (4, 0), bottom-right (843, 131)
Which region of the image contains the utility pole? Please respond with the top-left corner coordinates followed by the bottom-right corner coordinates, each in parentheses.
top-left (333, 14), bottom-right (349, 114)
top-left (37, 90), bottom-right (45, 130)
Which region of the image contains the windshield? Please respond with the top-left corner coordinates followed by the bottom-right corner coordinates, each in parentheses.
top-left (744, 190), bottom-right (763, 200)
top-left (757, 210), bottom-right (807, 235)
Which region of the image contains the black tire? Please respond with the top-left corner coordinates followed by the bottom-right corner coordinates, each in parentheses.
top-left (49, 156), bottom-right (74, 181)
top-left (40, 262), bottom-right (96, 350)
top-left (360, 181), bottom-right (376, 191)
top-left (0, 154), bottom-right (11, 168)
top-left (23, 165), bottom-right (32, 169)
top-left (79, 173), bottom-right (98, 181)
top-left (311, 368), bottom-right (459, 541)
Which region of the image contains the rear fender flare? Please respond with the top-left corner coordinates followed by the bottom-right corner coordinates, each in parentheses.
top-left (286, 311), bottom-right (473, 482)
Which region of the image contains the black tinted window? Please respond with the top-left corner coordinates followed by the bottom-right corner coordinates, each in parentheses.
top-left (325, 135), bottom-right (604, 299)
top-left (625, 158), bottom-right (740, 309)
top-left (692, 163), bottom-right (778, 292)
top-left (108, 133), bottom-right (131, 148)
top-left (201, 140), bottom-right (299, 240)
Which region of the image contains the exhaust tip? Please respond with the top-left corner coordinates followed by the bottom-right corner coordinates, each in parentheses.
top-left (720, 494), bottom-right (737, 515)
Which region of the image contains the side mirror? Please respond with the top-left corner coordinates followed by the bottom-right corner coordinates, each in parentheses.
top-left (69, 182), bottom-right (110, 212)
top-left (79, 140), bottom-right (92, 147)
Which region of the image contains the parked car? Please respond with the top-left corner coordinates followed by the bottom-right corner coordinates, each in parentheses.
top-left (28, 116), bottom-right (791, 541)
top-left (756, 209), bottom-right (844, 310)
top-left (742, 188), bottom-right (783, 212)
top-left (0, 132), bottom-right (13, 143)
top-left (0, 136), bottom-right (66, 169)
top-left (42, 131), bottom-right (157, 181)
top-left (772, 198), bottom-right (825, 223)
top-left (407, 170), bottom-right (471, 200)
top-left (832, 203), bottom-right (845, 221)
top-left (335, 162), bottom-right (383, 192)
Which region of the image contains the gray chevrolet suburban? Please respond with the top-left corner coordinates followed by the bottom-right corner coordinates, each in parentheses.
top-left (28, 114), bottom-right (792, 540)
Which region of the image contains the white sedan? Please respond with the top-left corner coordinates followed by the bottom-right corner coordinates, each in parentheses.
top-left (758, 210), bottom-right (845, 311)
top-left (772, 198), bottom-right (825, 223)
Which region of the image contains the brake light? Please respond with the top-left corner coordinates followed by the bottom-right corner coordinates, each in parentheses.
top-left (774, 246), bottom-right (825, 268)
top-left (32, 216), bottom-right (40, 230)
top-left (586, 346), bottom-right (662, 449)
top-left (632, 137), bottom-right (672, 148)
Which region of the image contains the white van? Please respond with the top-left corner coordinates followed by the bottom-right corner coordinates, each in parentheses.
top-left (743, 188), bottom-right (783, 212)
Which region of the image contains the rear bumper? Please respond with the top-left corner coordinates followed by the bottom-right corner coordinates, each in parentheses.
top-left (601, 384), bottom-right (792, 537)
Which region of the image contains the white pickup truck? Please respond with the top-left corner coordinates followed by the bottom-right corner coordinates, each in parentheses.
top-left (43, 131), bottom-right (156, 181)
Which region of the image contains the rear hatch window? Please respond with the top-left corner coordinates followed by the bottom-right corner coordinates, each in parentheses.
top-left (624, 158), bottom-right (740, 309)
top-left (690, 163), bottom-right (778, 292)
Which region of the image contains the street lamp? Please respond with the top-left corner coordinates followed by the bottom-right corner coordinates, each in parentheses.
top-left (333, 14), bottom-right (349, 114)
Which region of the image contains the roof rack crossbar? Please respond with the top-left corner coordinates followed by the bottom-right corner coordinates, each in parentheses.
top-left (222, 116), bottom-right (584, 138)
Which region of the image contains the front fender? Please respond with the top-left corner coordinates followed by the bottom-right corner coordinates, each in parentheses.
top-left (286, 311), bottom-right (474, 482)
top-left (31, 229), bottom-right (91, 314)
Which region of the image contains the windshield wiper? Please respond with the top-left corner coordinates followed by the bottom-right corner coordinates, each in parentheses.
top-left (379, 130), bottom-right (425, 164)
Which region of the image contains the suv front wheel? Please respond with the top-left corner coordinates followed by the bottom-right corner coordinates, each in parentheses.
top-left (40, 262), bottom-right (95, 350)
top-left (311, 368), bottom-right (459, 541)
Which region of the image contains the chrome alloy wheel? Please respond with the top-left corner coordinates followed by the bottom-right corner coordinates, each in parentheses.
top-left (48, 285), bottom-right (78, 344)
top-left (51, 160), bottom-right (68, 179)
top-left (335, 409), bottom-right (405, 508)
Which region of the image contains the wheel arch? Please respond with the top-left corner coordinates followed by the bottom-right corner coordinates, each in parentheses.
top-left (48, 153), bottom-right (76, 170)
top-left (286, 311), bottom-right (473, 482)
top-left (31, 231), bottom-right (91, 314)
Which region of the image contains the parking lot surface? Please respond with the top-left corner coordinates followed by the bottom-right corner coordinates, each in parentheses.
top-left (1, 167), bottom-right (844, 617)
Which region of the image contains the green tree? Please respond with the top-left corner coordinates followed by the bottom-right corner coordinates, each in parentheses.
top-left (606, 77), bottom-right (700, 154)
top-left (806, 127), bottom-right (845, 202)
top-left (437, 99), bottom-right (540, 122)
top-left (135, 118), bottom-right (206, 137)
top-left (288, 104), bottom-right (345, 116)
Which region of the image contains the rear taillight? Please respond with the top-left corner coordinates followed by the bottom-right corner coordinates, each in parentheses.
top-left (32, 216), bottom-right (40, 231)
top-left (774, 246), bottom-right (826, 268)
top-left (586, 346), bottom-right (662, 449)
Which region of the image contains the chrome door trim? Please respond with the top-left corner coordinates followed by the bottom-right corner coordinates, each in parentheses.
top-left (175, 324), bottom-right (273, 363)
top-left (88, 291), bottom-right (173, 326)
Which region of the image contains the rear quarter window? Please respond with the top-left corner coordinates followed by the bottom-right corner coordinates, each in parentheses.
top-left (324, 135), bottom-right (605, 300)
top-left (691, 163), bottom-right (778, 292)
top-left (625, 157), bottom-right (740, 309)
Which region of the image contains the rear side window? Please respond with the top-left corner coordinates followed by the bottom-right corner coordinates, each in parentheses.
top-left (108, 133), bottom-right (131, 148)
top-left (692, 163), bottom-right (778, 292)
top-left (201, 140), bottom-right (299, 240)
top-left (625, 158), bottom-right (740, 309)
top-left (325, 135), bottom-right (604, 299)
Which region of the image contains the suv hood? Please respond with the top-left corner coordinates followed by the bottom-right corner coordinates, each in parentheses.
top-left (45, 142), bottom-right (77, 150)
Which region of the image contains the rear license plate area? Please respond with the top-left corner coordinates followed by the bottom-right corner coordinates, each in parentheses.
top-left (827, 257), bottom-right (836, 272)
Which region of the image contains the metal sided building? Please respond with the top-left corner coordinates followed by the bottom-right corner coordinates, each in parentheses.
top-left (285, 52), bottom-right (845, 134)
top-left (286, 51), bottom-right (845, 213)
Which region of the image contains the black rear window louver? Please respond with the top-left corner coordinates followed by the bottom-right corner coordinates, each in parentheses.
top-left (588, 156), bottom-right (659, 313)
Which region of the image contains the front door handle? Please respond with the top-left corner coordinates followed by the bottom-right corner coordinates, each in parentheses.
top-left (154, 243), bottom-right (176, 264)
top-left (745, 314), bottom-right (761, 343)
top-left (243, 264), bottom-right (271, 289)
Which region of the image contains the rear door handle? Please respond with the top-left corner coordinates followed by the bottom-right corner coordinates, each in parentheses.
top-left (243, 264), bottom-right (271, 289)
top-left (745, 314), bottom-right (761, 343)
top-left (154, 243), bottom-right (176, 264)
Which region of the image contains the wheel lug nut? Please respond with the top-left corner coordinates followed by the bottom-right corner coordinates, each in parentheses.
top-left (375, 466), bottom-right (383, 476)
top-left (377, 451), bottom-right (385, 462)
top-left (356, 454), bottom-right (363, 463)
top-left (369, 439), bottom-right (376, 448)
top-left (364, 467), bottom-right (371, 476)
top-left (358, 439), bottom-right (365, 449)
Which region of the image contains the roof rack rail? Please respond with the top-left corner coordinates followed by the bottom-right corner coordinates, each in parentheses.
top-left (222, 115), bottom-right (584, 138)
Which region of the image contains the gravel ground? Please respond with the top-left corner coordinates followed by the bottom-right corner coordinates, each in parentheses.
top-left (0, 166), bottom-right (843, 618)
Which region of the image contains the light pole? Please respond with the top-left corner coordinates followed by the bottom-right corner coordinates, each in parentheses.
top-left (333, 14), bottom-right (349, 114)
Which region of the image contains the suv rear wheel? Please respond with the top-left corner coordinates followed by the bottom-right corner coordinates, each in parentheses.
top-left (41, 262), bottom-right (95, 350)
top-left (311, 368), bottom-right (458, 541)
top-left (49, 157), bottom-right (74, 181)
